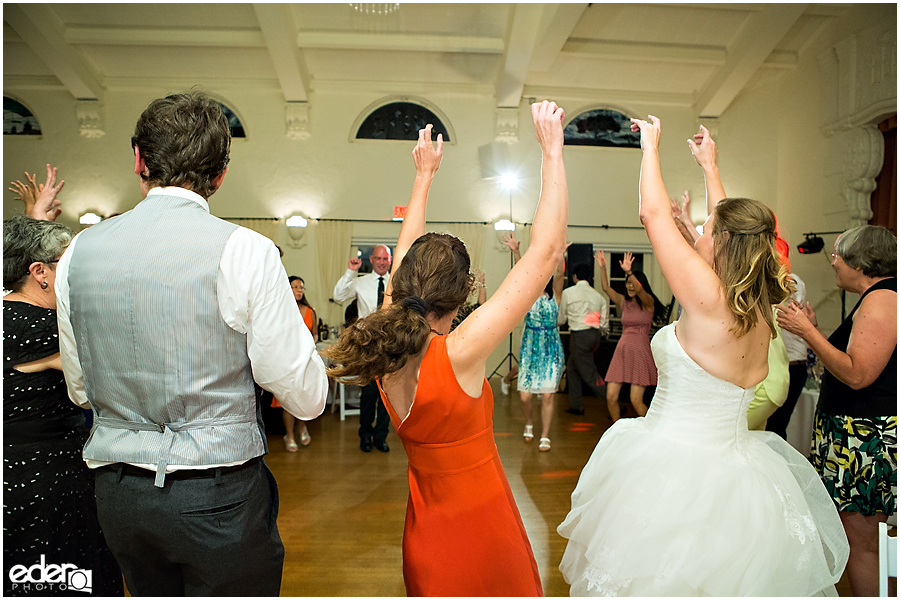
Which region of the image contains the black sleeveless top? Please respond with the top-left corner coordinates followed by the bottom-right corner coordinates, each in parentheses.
top-left (819, 277), bottom-right (897, 418)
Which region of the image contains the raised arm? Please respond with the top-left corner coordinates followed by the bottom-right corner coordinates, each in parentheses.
top-left (501, 232), bottom-right (522, 264)
top-left (688, 125), bottom-right (726, 232)
top-left (450, 101), bottom-right (568, 369)
top-left (595, 250), bottom-right (624, 306)
top-left (671, 191), bottom-right (700, 245)
top-left (475, 270), bottom-right (487, 306)
top-left (9, 164), bottom-right (64, 221)
top-left (631, 116), bottom-right (722, 318)
top-left (383, 125), bottom-right (443, 308)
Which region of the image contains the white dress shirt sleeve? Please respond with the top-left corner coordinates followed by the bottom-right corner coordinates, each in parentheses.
top-left (218, 228), bottom-right (327, 420)
top-left (557, 288), bottom-right (569, 326)
top-left (56, 232), bottom-right (90, 408)
top-left (598, 293), bottom-right (610, 334)
top-left (332, 269), bottom-right (358, 303)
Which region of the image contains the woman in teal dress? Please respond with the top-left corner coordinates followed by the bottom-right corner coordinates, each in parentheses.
top-left (502, 233), bottom-right (565, 452)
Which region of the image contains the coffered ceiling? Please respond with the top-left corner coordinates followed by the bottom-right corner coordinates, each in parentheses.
top-left (5, 3), bottom-right (850, 117)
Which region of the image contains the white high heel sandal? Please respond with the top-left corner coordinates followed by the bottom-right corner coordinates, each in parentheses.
top-left (523, 425), bottom-right (534, 443)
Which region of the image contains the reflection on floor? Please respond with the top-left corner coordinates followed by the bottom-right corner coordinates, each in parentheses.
top-left (268, 380), bottom-right (853, 597)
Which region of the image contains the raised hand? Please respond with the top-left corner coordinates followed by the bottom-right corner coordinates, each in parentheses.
top-left (500, 232), bottom-right (519, 253)
top-left (348, 257), bottom-right (363, 271)
top-left (670, 195), bottom-right (684, 221)
top-left (630, 115), bottom-right (661, 152)
top-left (619, 251), bottom-right (634, 273)
top-left (679, 189), bottom-right (691, 215)
top-left (531, 100), bottom-right (565, 155)
top-left (594, 249), bottom-right (607, 269)
top-left (412, 124), bottom-right (443, 177)
top-left (474, 269), bottom-right (485, 285)
top-left (10, 164), bottom-right (64, 221)
top-left (687, 125), bottom-right (717, 170)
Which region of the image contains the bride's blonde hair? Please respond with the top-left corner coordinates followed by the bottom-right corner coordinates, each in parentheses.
top-left (712, 198), bottom-right (794, 338)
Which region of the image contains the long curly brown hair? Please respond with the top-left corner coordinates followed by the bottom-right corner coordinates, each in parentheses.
top-left (323, 233), bottom-right (474, 385)
top-left (712, 198), bottom-right (794, 338)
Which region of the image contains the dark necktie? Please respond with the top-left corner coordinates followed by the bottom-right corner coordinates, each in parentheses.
top-left (377, 276), bottom-right (385, 308)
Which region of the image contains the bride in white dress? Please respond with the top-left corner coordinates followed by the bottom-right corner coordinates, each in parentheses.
top-left (557, 117), bottom-right (849, 596)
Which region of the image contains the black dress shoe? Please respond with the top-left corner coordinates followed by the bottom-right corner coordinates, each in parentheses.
top-left (360, 438), bottom-right (373, 453)
top-left (564, 408), bottom-right (584, 416)
top-left (374, 440), bottom-right (390, 453)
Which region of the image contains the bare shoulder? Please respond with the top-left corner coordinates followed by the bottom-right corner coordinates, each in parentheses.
top-left (676, 307), bottom-right (771, 389)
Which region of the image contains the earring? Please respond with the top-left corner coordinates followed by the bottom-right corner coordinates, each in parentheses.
top-left (40, 281), bottom-right (48, 290)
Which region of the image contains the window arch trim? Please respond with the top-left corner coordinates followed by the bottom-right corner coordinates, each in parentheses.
top-left (350, 96), bottom-right (455, 144)
top-left (563, 104), bottom-right (640, 148)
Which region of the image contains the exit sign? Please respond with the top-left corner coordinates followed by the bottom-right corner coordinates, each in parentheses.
top-left (393, 206), bottom-right (407, 220)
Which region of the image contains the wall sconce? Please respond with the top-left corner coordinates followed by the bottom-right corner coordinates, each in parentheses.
top-left (493, 219), bottom-right (515, 249)
top-left (79, 211), bottom-right (102, 226)
top-left (286, 214), bottom-right (308, 249)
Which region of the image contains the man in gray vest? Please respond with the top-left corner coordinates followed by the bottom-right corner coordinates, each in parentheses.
top-left (55, 92), bottom-right (328, 596)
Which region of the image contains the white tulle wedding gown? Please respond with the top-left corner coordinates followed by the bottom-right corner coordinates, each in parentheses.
top-left (558, 323), bottom-right (849, 596)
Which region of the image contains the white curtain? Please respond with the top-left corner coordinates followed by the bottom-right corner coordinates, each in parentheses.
top-left (316, 220), bottom-right (354, 327)
top-left (441, 222), bottom-right (487, 273)
top-left (229, 219), bottom-right (280, 246)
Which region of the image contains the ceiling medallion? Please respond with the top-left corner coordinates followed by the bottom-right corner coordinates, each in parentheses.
top-left (349, 3), bottom-right (400, 16)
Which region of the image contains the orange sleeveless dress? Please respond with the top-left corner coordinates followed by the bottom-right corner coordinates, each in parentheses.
top-left (378, 335), bottom-right (543, 597)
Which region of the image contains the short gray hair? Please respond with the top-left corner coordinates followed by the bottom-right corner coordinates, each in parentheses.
top-left (3, 215), bottom-right (73, 292)
top-left (835, 225), bottom-right (897, 278)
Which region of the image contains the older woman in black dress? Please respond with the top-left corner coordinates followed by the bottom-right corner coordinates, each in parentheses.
top-left (777, 225), bottom-right (896, 597)
top-left (4, 209), bottom-right (122, 595)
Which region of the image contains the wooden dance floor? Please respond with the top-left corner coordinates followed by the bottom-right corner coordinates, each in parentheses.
top-left (269, 380), bottom-right (605, 597)
top-left (265, 380), bottom-right (854, 597)
top-left (119, 380), bottom-right (853, 597)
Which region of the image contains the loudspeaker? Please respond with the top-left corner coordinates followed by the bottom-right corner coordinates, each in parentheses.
top-left (478, 142), bottom-right (510, 180)
top-left (566, 243), bottom-right (594, 287)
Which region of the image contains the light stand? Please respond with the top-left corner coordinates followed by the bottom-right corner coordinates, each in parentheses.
top-left (488, 178), bottom-right (519, 381)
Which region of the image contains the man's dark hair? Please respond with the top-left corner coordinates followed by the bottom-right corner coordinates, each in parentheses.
top-left (572, 262), bottom-right (593, 283)
top-left (131, 91), bottom-right (231, 198)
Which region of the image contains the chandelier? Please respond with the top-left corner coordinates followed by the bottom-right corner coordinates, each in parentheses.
top-left (349, 3), bottom-right (400, 16)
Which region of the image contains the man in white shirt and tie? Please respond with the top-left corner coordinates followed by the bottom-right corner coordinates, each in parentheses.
top-left (333, 245), bottom-right (393, 452)
top-left (558, 262), bottom-right (609, 415)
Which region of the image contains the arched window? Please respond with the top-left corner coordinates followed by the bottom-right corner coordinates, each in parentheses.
top-left (217, 103), bottom-right (246, 138)
top-left (564, 108), bottom-right (638, 148)
top-left (4, 97), bottom-right (41, 136)
top-left (356, 101), bottom-right (450, 141)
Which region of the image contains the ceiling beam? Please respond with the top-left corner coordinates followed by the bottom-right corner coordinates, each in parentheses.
top-left (564, 39), bottom-right (726, 65)
top-left (529, 3), bottom-right (589, 72)
top-left (64, 26), bottom-right (264, 47)
top-left (5, 4), bottom-right (103, 99)
top-left (296, 31), bottom-right (504, 54)
top-left (496, 4), bottom-right (546, 108)
top-left (694, 3), bottom-right (808, 117)
top-left (253, 4), bottom-right (309, 102)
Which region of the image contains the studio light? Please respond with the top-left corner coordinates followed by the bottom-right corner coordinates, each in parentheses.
top-left (797, 234), bottom-right (825, 254)
top-left (500, 173), bottom-right (518, 190)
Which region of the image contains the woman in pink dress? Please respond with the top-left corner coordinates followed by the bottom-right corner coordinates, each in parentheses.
top-left (595, 251), bottom-right (665, 421)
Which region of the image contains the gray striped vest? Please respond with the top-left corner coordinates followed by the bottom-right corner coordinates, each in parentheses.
top-left (68, 193), bottom-right (265, 487)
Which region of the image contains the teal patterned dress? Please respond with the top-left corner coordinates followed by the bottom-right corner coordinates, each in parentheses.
top-left (517, 295), bottom-right (564, 394)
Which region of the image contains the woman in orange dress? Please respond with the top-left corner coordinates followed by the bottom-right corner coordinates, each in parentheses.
top-left (325, 101), bottom-right (569, 596)
top-left (276, 275), bottom-right (317, 450)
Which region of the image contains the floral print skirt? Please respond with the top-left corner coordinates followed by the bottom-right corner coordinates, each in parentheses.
top-left (809, 411), bottom-right (897, 516)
